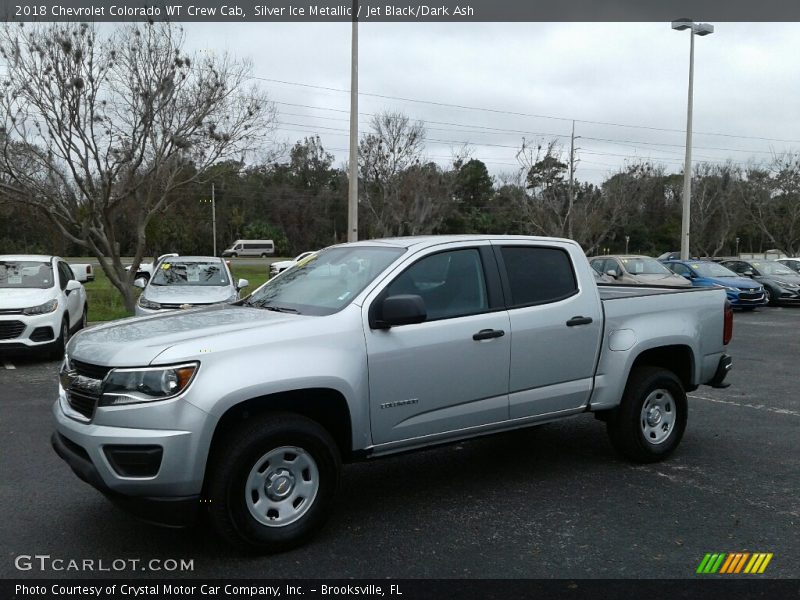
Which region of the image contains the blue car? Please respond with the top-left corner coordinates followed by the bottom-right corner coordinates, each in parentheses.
top-left (663, 260), bottom-right (767, 310)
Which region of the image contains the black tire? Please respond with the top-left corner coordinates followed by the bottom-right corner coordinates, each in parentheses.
top-left (606, 366), bottom-right (687, 463)
top-left (48, 318), bottom-right (69, 360)
top-left (78, 305), bottom-right (88, 330)
top-left (231, 253), bottom-right (238, 258)
top-left (260, 253), bottom-right (268, 258)
top-left (207, 413), bottom-right (341, 553)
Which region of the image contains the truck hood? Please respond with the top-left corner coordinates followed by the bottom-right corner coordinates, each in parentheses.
top-left (0, 287), bottom-right (56, 310)
top-left (67, 305), bottom-right (303, 366)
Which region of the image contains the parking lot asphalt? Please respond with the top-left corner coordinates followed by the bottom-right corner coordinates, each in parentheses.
top-left (1, 307), bottom-right (798, 579)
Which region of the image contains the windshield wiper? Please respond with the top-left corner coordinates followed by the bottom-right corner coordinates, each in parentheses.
top-left (263, 305), bottom-right (299, 314)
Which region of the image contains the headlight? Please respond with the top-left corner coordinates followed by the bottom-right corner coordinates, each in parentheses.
top-left (725, 286), bottom-right (740, 292)
top-left (23, 298), bottom-right (58, 315)
top-left (98, 363), bottom-right (199, 406)
top-left (774, 280), bottom-right (800, 289)
top-left (138, 295), bottom-right (162, 310)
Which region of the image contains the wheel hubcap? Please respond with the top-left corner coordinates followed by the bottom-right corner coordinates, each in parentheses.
top-left (245, 446), bottom-right (319, 527)
top-left (640, 389), bottom-right (676, 445)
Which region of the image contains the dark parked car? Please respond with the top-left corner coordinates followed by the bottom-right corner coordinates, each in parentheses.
top-left (720, 259), bottom-right (800, 305)
top-left (663, 260), bottom-right (767, 310)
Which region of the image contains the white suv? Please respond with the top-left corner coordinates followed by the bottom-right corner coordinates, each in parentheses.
top-left (0, 255), bottom-right (87, 358)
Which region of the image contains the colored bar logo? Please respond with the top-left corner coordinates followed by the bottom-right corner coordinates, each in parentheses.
top-left (697, 553), bottom-right (773, 574)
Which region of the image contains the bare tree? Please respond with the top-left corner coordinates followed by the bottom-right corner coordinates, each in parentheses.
top-left (515, 138), bottom-right (570, 237)
top-left (0, 22), bottom-right (275, 311)
top-left (689, 163), bottom-right (741, 257)
top-left (742, 154), bottom-right (800, 255)
top-left (358, 111), bottom-right (425, 237)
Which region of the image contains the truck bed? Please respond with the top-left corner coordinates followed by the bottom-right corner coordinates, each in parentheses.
top-left (598, 284), bottom-right (714, 301)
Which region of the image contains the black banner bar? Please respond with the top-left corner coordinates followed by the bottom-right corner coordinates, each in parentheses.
top-left (4, 0), bottom-right (800, 22)
top-left (4, 579), bottom-right (800, 600)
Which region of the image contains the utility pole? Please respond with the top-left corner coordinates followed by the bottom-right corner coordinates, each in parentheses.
top-left (347, 1), bottom-right (359, 243)
top-left (567, 120), bottom-right (576, 239)
top-left (211, 182), bottom-right (217, 256)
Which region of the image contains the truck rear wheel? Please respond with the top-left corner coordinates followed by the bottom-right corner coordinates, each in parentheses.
top-left (207, 413), bottom-right (341, 553)
top-left (606, 366), bottom-right (687, 463)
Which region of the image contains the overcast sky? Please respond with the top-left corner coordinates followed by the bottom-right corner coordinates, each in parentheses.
top-left (179, 22), bottom-right (799, 184)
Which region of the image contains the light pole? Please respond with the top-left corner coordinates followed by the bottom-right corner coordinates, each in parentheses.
top-left (672, 19), bottom-right (714, 261)
top-left (735, 236), bottom-right (740, 257)
top-left (201, 182), bottom-right (217, 256)
top-left (347, 0), bottom-right (358, 242)
top-left (625, 235), bottom-right (630, 254)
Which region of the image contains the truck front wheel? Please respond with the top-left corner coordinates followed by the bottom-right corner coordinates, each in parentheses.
top-left (207, 413), bottom-right (341, 553)
top-left (606, 366), bottom-right (687, 463)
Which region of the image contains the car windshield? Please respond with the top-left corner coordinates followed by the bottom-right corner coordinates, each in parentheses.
top-left (150, 261), bottom-right (229, 287)
top-left (0, 260), bottom-right (54, 289)
top-left (691, 262), bottom-right (738, 278)
top-left (621, 257), bottom-right (672, 275)
top-left (752, 262), bottom-right (796, 276)
top-left (242, 246), bottom-right (405, 316)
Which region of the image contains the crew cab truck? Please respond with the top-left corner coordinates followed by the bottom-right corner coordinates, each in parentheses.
top-left (52, 236), bottom-right (733, 552)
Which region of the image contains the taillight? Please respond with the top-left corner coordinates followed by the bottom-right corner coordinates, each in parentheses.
top-left (723, 300), bottom-right (733, 345)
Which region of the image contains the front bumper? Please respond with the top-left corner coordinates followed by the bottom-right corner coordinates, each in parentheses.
top-left (51, 432), bottom-right (199, 527)
top-left (728, 291), bottom-right (767, 308)
top-left (0, 311), bottom-right (59, 349)
top-left (53, 385), bottom-right (213, 499)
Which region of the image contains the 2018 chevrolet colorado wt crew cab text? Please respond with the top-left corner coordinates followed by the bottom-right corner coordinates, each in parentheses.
top-left (52, 236), bottom-right (733, 552)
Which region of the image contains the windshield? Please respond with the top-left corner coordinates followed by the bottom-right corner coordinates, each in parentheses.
top-left (753, 261), bottom-right (796, 276)
top-left (0, 261), bottom-right (54, 289)
top-left (691, 262), bottom-right (738, 278)
top-left (621, 257), bottom-right (672, 275)
top-left (243, 246), bottom-right (405, 315)
top-left (150, 261), bottom-right (230, 287)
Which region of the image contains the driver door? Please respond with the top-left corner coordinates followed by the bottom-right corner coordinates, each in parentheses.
top-left (364, 245), bottom-right (511, 446)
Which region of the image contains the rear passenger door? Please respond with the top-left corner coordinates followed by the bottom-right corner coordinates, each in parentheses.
top-left (495, 243), bottom-right (603, 419)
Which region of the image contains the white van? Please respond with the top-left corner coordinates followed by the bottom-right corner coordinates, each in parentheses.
top-left (221, 240), bottom-right (275, 258)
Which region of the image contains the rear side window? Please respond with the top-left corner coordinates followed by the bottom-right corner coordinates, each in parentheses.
top-left (500, 246), bottom-right (578, 307)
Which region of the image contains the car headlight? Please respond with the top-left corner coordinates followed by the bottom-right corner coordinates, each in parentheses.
top-left (98, 363), bottom-right (199, 406)
top-left (22, 298), bottom-right (58, 315)
top-left (725, 286), bottom-right (740, 292)
top-left (137, 295), bottom-right (162, 310)
top-left (774, 280), bottom-right (800, 289)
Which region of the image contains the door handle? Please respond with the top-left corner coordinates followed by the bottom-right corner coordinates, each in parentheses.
top-left (566, 316), bottom-right (593, 327)
top-left (473, 329), bottom-right (505, 341)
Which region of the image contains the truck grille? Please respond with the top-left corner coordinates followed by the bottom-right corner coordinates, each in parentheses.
top-left (0, 320), bottom-right (25, 340)
top-left (72, 360), bottom-right (113, 380)
top-left (67, 389), bottom-right (98, 420)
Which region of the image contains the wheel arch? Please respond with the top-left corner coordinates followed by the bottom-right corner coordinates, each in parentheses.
top-left (206, 388), bottom-right (354, 471)
top-left (628, 344), bottom-right (695, 392)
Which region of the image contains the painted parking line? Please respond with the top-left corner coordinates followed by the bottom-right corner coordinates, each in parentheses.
top-left (3, 361), bottom-right (15, 370)
top-left (689, 393), bottom-right (800, 418)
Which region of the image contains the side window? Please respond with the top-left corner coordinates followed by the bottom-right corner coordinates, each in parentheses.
top-left (57, 262), bottom-right (72, 290)
top-left (384, 249), bottom-right (488, 321)
top-left (590, 259), bottom-right (604, 274)
top-left (500, 246), bottom-right (578, 307)
top-left (670, 263), bottom-right (690, 277)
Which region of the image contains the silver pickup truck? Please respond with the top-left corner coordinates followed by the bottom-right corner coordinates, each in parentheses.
top-left (52, 235), bottom-right (733, 552)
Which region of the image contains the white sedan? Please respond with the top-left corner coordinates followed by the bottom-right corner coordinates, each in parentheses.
top-left (0, 255), bottom-right (87, 358)
top-left (269, 251), bottom-right (317, 277)
top-left (135, 256), bottom-right (248, 316)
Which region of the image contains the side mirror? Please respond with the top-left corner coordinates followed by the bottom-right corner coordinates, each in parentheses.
top-left (373, 294), bottom-right (427, 329)
top-left (65, 280), bottom-right (82, 293)
top-left (237, 278), bottom-right (249, 290)
top-left (133, 278), bottom-right (147, 289)
top-left (605, 269), bottom-right (618, 278)
top-left (743, 270), bottom-right (755, 277)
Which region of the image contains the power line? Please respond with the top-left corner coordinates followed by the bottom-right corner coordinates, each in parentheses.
top-left (254, 75), bottom-right (800, 144)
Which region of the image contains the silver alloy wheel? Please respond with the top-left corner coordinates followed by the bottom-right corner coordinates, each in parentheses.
top-left (640, 388), bottom-right (676, 445)
top-left (245, 446), bottom-right (319, 527)
top-left (765, 287), bottom-right (772, 303)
